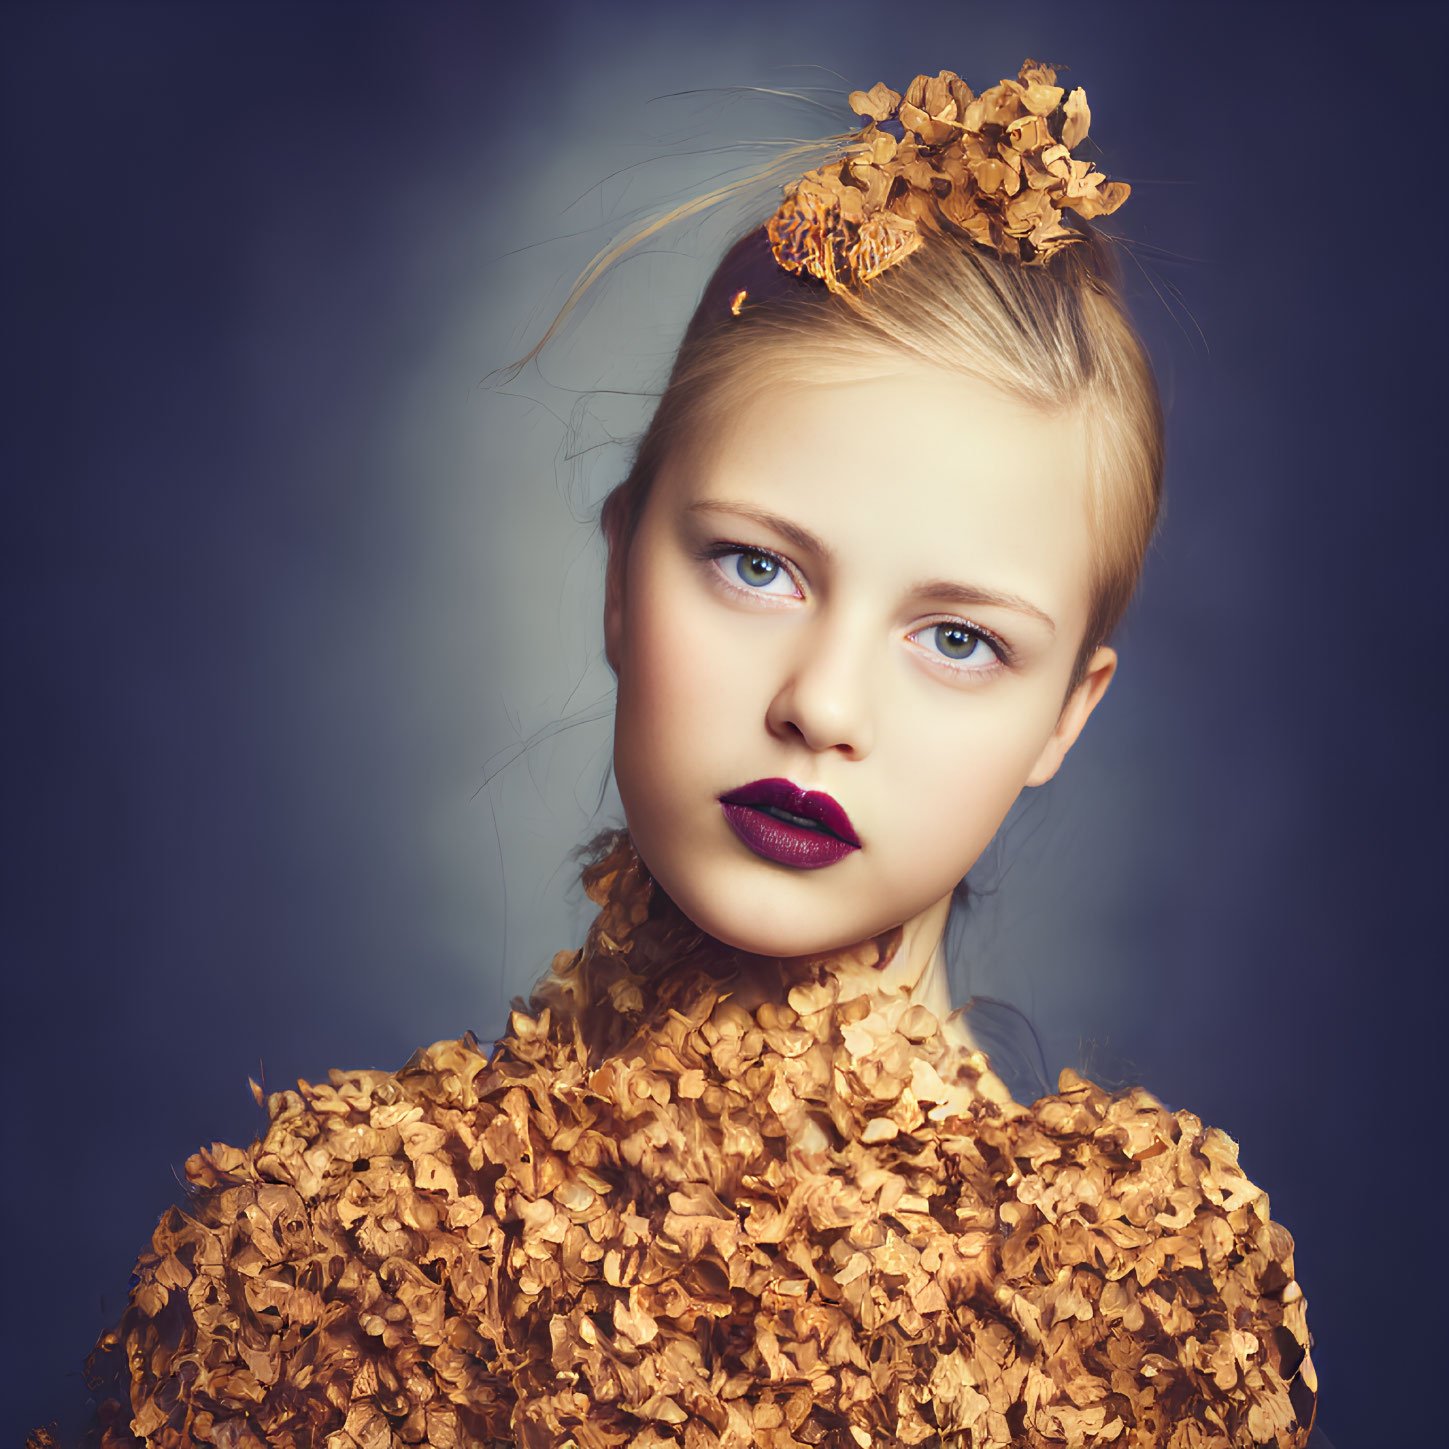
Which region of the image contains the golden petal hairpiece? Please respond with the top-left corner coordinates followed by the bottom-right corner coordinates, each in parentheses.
top-left (766, 61), bottom-right (1131, 294)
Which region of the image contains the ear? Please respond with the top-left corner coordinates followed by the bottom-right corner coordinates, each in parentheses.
top-left (602, 519), bottom-right (628, 677)
top-left (1025, 645), bottom-right (1117, 787)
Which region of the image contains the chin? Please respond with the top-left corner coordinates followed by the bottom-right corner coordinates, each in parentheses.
top-left (682, 900), bottom-right (830, 959)
top-left (646, 848), bottom-right (890, 961)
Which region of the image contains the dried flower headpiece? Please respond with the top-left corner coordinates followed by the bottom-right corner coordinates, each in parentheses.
top-left (766, 61), bottom-right (1131, 294)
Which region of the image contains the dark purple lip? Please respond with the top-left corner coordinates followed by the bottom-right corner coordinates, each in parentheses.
top-left (717, 778), bottom-right (860, 847)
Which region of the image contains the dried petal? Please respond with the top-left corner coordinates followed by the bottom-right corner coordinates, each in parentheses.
top-left (848, 81), bottom-right (901, 122)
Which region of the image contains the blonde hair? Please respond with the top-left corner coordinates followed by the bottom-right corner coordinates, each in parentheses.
top-left (602, 221), bottom-right (1163, 695)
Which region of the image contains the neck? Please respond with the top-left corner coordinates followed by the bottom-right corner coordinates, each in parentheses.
top-left (718, 891), bottom-right (969, 1048)
top-left (813, 891), bottom-right (962, 1030)
top-left (828, 889), bottom-right (945, 985)
top-left (564, 833), bottom-right (974, 1055)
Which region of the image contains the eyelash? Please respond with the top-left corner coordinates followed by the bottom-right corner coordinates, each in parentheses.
top-left (701, 542), bottom-right (1013, 675)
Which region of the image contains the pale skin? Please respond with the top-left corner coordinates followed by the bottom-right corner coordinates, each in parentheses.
top-left (605, 362), bottom-right (1116, 1049)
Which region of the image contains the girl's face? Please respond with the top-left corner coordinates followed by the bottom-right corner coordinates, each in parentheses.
top-left (607, 363), bottom-right (1116, 963)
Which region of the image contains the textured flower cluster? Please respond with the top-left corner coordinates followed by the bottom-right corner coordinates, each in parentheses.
top-left (767, 62), bottom-right (1132, 293)
top-left (96, 834), bottom-right (1315, 1447)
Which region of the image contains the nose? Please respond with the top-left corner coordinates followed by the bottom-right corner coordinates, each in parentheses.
top-left (764, 613), bottom-right (878, 759)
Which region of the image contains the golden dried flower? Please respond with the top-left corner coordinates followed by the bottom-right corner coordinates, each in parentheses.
top-left (768, 61), bottom-right (1131, 294)
top-left (95, 832), bottom-right (1315, 1447)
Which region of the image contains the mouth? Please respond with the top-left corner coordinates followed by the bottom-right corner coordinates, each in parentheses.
top-left (754, 802), bottom-right (840, 833)
top-left (718, 777), bottom-right (860, 870)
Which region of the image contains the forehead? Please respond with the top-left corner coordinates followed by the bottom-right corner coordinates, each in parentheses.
top-left (659, 366), bottom-right (1097, 626)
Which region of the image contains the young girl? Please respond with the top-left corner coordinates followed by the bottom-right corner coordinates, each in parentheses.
top-left (90, 64), bottom-right (1318, 1449)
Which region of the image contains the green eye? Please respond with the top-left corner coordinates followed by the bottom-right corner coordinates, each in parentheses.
top-left (736, 552), bottom-right (779, 587)
top-left (934, 624), bottom-right (985, 660)
top-left (710, 546), bottom-right (798, 599)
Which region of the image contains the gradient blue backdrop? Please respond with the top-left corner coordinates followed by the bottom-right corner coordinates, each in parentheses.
top-left (5, 3), bottom-right (1444, 1443)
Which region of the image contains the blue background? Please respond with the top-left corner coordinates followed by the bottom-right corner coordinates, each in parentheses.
top-left (5, 2), bottom-right (1444, 1443)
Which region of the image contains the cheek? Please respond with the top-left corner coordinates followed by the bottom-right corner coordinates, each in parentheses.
top-left (612, 559), bottom-right (758, 823)
top-left (875, 689), bottom-right (1057, 878)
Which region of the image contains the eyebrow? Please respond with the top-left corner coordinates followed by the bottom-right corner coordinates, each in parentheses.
top-left (686, 499), bottom-right (1057, 634)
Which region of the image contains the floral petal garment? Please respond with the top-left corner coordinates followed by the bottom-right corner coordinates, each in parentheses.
top-left (95, 834), bottom-right (1316, 1448)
